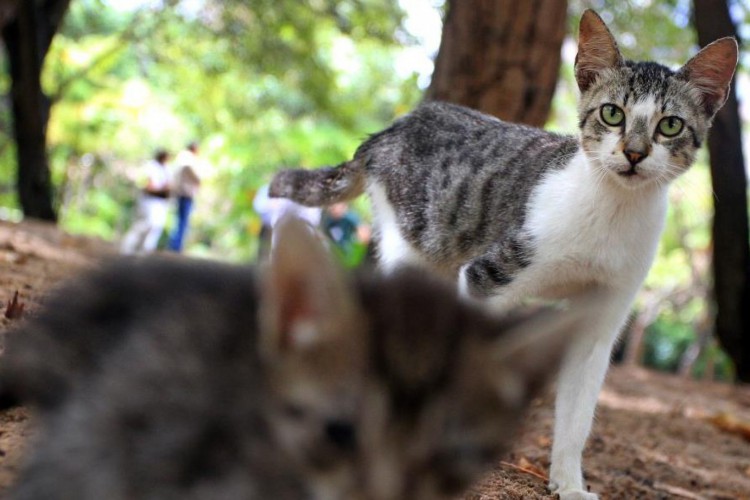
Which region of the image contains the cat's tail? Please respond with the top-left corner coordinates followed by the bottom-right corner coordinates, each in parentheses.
top-left (269, 160), bottom-right (365, 206)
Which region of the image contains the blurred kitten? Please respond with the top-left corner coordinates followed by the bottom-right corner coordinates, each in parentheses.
top-left (0, 218), bottom-right (594, 500)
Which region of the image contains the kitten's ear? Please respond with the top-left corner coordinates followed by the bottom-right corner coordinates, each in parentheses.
top-left (259, 216), bottom-right (358, 360)
top-left (575, 9), bottom-right (623, 92)
top-left (677, 37), bottom-right (738, 117)
top-left (489, 290), bottom-right (600, 407)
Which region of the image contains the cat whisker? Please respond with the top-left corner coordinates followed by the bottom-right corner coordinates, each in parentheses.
top-left (591, 164), bottom-right (609, 200)
top-left (664, 163), bottom-right (709, 198)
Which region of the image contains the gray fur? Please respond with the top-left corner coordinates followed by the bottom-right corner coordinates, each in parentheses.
top-left (271, 33), bottom-right (733, 296)
top-left (360, 103), bottom-right (578, 268)
top-left (577, 59), bottom-right (711, 172)
top-left (271, 161), bottom-right (365, 206)
top-left (2, 251), bottom-right (581, 500)
top-left (273, 102), bottom-right (578, 279)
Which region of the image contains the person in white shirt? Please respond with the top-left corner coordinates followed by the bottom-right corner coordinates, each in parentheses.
top-left (168, 142), bottom-right (202, 252)
top-left (120, 150), bottom-right (171, 254)
top-left (252, 183), bottom-right (321, 260)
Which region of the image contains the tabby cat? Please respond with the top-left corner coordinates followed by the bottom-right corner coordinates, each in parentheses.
top-left (270, 10), bottom-right (738, 499)
top-left (0, 218), bottom-right (593, 500)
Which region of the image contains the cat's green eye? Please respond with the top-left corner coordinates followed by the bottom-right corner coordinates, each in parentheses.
top-left (657, 116), bottom-right (684, 137)
top-left (600, 104), bottom-right (625, 126)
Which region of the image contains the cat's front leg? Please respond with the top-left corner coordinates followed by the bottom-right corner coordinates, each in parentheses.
top-left (548, 288), bottom-right (634, 500)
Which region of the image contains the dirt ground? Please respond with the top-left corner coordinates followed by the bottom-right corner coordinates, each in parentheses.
top-left (0, 220), bottom-right (749, 499)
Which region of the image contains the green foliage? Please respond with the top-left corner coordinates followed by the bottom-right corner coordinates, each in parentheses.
top-left (643, 316), bottom-right (695, 371)
top-left (328, 240), bottom-right (370, 268)
top-left (569, 0), bottom-right (696, 64)
top-left (691, 343), bottom-right (735, 381)
top-left (62, 0), bottom-right (125, 38)
top-left (643, 315), bottom-right (735, 382)
top-left (4, 0), bottom-right (420, 260)
top-left (0, 40), bottom-right (14, 214)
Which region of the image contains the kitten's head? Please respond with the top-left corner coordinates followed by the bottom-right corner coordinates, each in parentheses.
top-left (259, 217), bottom-right (368, 497)
top-left (260, 217), bottom-right (591, 500)
top-left (575, 9), bottom-right (738, 189)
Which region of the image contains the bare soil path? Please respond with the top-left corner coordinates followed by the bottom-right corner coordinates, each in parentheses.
top-left (1, 220), bottom-right (749, 499)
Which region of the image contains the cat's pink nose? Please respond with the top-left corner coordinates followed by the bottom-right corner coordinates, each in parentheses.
top-left (623, 149), bottom-right (647, 166)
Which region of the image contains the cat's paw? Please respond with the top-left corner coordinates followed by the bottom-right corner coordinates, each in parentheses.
top-left (549, 481), bottom-right (598, 500)
top-left (555, 490), bottom-right (598, 500)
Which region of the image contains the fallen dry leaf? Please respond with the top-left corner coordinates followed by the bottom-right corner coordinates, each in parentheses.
top-left (518, 457), bottom-right (546, 477)
top-left (500, 457), bottom-right (548, 482)
top-left (706, 412), bottom-right (750, 441)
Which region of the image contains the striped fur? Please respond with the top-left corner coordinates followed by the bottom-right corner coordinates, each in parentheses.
top-left (270, 10), bottom-right (737, 500)
top-left (2, 219), bottom-right (592, 500)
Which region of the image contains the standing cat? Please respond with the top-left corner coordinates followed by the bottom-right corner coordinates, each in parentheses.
top-left (0, 218), bottom-right (595, 500)
top-left (270, 10), bottom-right (738, 499)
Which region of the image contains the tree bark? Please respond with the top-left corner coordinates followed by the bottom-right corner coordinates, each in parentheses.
top-left (692, 0), bottom-right (750, 382)
top-left (0, 0), bottom-right (19, 28)
top-left (427, 0), bottom-right (567, 126)
top-left (1, 0), bottom-right (71, 221)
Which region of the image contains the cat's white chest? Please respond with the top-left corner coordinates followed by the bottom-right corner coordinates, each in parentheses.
top-left (524, 154), bottom-right (667, 290)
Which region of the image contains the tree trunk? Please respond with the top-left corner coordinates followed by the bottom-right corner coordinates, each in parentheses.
top-left (1, 0), bottom-right (71, 221)
top-left (427, 0), bottom-right (567, 126)
top-left (692, 0), bottom-right (750, 382)
top-left (0, 0), bottom-right (19, 28)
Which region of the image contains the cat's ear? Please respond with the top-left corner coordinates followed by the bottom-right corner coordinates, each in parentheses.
top-left (259, 216), bottom-right (358, 360)
top-left (575, 9), bottom-right (623, 92)
top-left (677, 37), bottom-right (738, 117)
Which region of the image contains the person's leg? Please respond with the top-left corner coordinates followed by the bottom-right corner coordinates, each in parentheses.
top-left (169, 196), bottom-right (193, 252)
top-left (120, 201), bottom-right (151, 254)
top-left (120, 220), bottom-right (149, 254)
top-left (142, 200), bottom-right (169, 252)
top-left (142, 225), bottom-right (164, 252)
